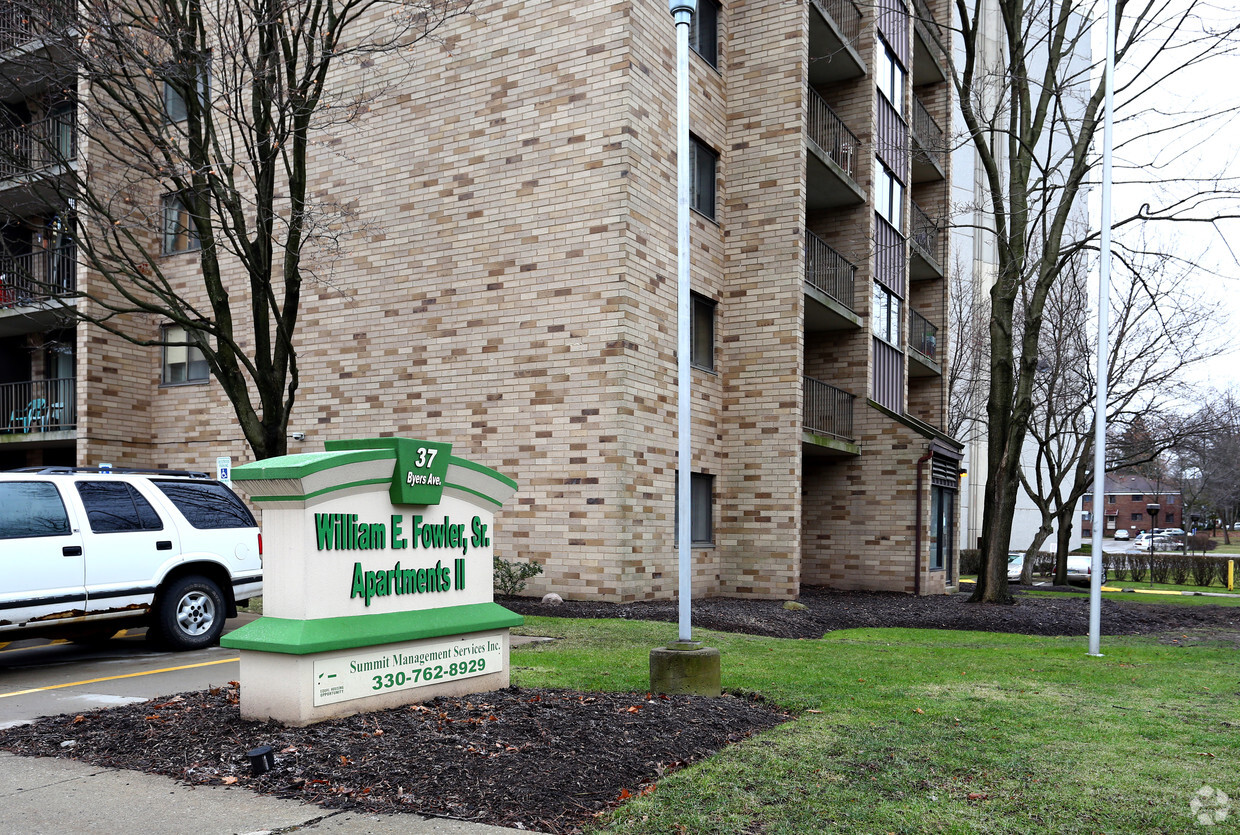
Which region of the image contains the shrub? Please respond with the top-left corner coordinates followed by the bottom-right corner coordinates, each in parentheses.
top-left (959, 549), bottom-right (981, 576)
top-left (493, 556), bottom-right (543, 596)
top-left (1187, 534), bottom-right (1216, 553)
top-left (1215, 558), bottom-right (1232, 588)
top-left (1129, 555), bottom-right (1148, 583)
top-left (1190, 556), bottom-right (1215, 587)
top-left (1168, 554), bottom-right (1191, 586)
top-left (1150, 554), bottom-right (1170, 584)
top-left (1109, 552), bottom-right (1128, 582)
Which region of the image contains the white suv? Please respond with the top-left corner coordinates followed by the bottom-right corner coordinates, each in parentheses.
top-left (0, 468), bottom-right (262, 650)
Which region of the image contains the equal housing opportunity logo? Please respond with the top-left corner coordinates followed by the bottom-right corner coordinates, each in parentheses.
top-left (1191, 785), bottom-right (1231, 826)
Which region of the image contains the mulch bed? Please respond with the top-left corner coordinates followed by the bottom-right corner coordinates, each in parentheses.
top-left (2, 587), bottom-right (1237, 833)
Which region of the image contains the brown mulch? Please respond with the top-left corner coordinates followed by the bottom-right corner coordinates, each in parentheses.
top-left (2, 587), bottom-right (1237, 833)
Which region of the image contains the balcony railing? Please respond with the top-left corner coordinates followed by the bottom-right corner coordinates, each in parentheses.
top-left (807, 87), bottom-right (859, 180)
top-left (910, 201), bottom-right (940, 265)
top-left (816, 0), bottom-right (863, 47)
top-left (0, 111), bottom-right (77, 180)
top-left (803, 375), bottom-right (855, 442)
top-left (909, 310), bottom-right (938, 361)
top-left (911, 94), bottom-right (944, 170)
top-left (913, 0), bottom-right (945, 54)
top-left (0, 1), bottom-right (75, 52)
top-left (0, 243), bottom-right (76, 306)
top-left (805, 229), bottom-right (857, 311)
top-left (1, 377), bottom-right (76, 434)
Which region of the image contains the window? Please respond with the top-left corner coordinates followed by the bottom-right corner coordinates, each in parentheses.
top-left (929, 485), bottom-right (954, 572)
top-left (875, 165), bottom-right (903, 231)
top-left (690, 135), bottom-right (717, 220)
top-left (691, 292), bottom-right (715, 371)
top-left (872, 282), bottom-right (901, 346)
top-left (161, 324), bottom-right (210, 385)
top-left (1106, 494), bottom-right (1116, 504)
top-left (1131, 513), bottom-right (1143, 521)
top-left (75, 482), bottom-right (163, 534)
top-left (876, 40), bottom-right (906, 116)
top-left (0, 482), bottom-right (70, 539)
top-left (1165, 513), bottom-right (1175, 525)
top-left (154, 480), bottom-right (256, 529)
top-left (162, 56), bottom-right (211, 123)
top-left (675, 472), bottom-right (715, 546)
top-left (689, 0), bottom-right (719, 68)
top-left (1132, 494), bottom-right (1143, 502)
top-left (162, 193), bottom-right (200, 254)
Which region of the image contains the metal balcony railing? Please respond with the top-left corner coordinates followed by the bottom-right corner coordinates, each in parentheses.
top-left (909, 309), bottom-right (938, 361)
top-left (1, 377), bottom-right (76, 434)
top-left (816, 0), bottom-right (863, 47)
top-left (805, 229), bottom-right (857, 311)
top-left (0, 1), bottom-right (75, 52)
top-left (807, 87), bottom-right (859, 180)
top-left (803, 375), bottom-right (855, 442)
top-left (911, 94), bottom-right (944, 170)
top-left (913, 0), bottom-right (945, 54)
top-left (0, 110), bottom-right (77, 180)
top-left (0, 243), bottom-right (76, 306)
top-left (910, 201), bottom-right (940, 265)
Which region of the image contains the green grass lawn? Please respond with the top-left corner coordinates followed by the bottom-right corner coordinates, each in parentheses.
top-left (1024, 588), bottom-right (1240, 607)
top-left (511, 617), bottom-right (1239, 834)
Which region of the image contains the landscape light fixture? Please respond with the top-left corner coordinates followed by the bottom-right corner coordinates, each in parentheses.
top-left (247, 744), bottom-right (275, 776)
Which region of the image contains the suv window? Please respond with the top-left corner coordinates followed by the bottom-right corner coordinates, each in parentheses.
top-left (154, 480), bottom-right (256, 529)
top-left (0, 482), bottom-right (71, 539)
top-left (76, 482), bottom-right (164, 533)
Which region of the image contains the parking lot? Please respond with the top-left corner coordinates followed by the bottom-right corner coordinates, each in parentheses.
top-left (0, 613), bottom-right (255, 728)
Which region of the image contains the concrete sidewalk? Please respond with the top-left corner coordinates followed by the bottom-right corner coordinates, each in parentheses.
top-left (0, 751), bottom-right (520, 835)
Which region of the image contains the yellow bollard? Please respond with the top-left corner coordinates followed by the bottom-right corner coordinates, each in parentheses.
top-left (1230, 560), bottom-right (1234, 592)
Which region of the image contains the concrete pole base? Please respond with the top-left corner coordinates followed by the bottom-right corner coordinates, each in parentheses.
top-left (649, 641), bottom-right (721, 697)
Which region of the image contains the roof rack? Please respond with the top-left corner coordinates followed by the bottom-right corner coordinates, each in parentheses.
top-left (7, 466), bottom-right (212, 478)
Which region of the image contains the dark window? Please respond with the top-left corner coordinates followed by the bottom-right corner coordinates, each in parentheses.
top-left (691, 293), bottom-right (715, 371)
top-left (675, 472), bottom-right (715, 546)
top-left (75, 482), bottom-right (164, 533)
top-left (689, 0), bottom-right (719, 68)
top-left (690, 136), bottom-right (717, 220)
top-left (1165, 513), bottom-right (1175, 525)
top-left (872, 282), bottom-right (901, 346)
top-left (161, 324), bottom-right (210, 385)
top-left (162, 56), bottom-right (211, 123)
top-left (0, 482), bottom-right (71, 539)
top-left (1106, 494), bottom-right (1116, 504)
top-left (154, 480), bottom-right (256, 529)
top-left (1131, 513), bottom-right (1143, 521)
top-left (1132, 494), bottom-right (1143, 502)
top-left (875, 165), bottom-right (903, 231)
top-left (929, 485), bottom-right (954, 572)
top-left (162, 193), bottom-right (200, 254)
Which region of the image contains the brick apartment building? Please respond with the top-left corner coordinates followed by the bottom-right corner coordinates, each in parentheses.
top-left (1082, 474), bottom-right (1183, 540)
top-left (0, 0), bottom-right (961, 600)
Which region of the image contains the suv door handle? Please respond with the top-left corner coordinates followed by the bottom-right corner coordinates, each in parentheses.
top-left (63, 545), bottom-right (82, 556)
top-left (156, 540), bottom-right (173, 551)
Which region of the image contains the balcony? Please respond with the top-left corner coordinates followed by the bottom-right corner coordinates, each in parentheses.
top-left (0, 377), bottom-right (76, 441)
top-left (0, 1), bottom-right (75, 53)
top-left (808, 0), bottom-right (866, 85)
top-left (911, 94), bottom-right (945, 182)
top-left (0, 243), bottom-right (77, 336)
top-left (803, 375), bottom-right (860, 456)
top-left (0, 110), bottom-right (76, 181)
top-left (806, 87), bottom-right (865, 209)
top-left (908, 309), bottom-right (941, 376)
top-left (909, 201), bottom-right (943, 279)
top-left (911, 0), bottom-right (946, 85)
top-left (804, 229), bottom-right (860, 331)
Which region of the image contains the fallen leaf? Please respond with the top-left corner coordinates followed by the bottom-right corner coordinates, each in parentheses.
top-left (221, 776), bottom-right (238, 785)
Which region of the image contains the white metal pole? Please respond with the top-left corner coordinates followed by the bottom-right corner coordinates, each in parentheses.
top-left (671, 0), bottom-right (696, 643)
top-left (1089, 0), bottom-right (1118, 657)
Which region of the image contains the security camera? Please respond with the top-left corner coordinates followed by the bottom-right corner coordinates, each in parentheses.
top-left (290, 432), bottom-right (306, 442)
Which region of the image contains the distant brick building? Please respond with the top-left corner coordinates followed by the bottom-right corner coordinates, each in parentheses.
top-left (1082, 475), bottom-right (1182, 540)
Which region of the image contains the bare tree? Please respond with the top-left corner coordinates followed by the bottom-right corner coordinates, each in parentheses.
top-left (951, 0), bottom-right (1240, 602)
top-left (0, 0), bottom-right (469, 459)
top-left (1179, 390), bottom-right (1240, 544)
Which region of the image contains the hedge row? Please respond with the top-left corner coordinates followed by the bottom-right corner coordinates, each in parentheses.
top-left (959, 549), bottom-right (1234, 588)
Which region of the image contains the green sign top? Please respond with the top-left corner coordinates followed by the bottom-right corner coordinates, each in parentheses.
top-left (325, 438), bottom-right (453, 505)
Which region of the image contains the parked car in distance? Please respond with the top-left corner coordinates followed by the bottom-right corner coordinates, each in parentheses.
top-left (1112, 529), bottom-right (1130, 541)
top-left (1155, 528), bottom-right (1185, 538)
top-left (1065, 555), bottom-right (1106, 586)
top-left (1007, 552), bottom-right (1025, 583)
top-left (0, 467), bottom-right (262, 650)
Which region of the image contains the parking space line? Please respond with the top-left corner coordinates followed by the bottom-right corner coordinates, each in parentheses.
top-left (0, 657), bottom-right (239, 699)
top-left (0, 639), bottom-right (70, 656)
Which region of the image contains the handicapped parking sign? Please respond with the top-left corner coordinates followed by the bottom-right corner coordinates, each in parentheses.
top-left (217, 456), bottom-right (232, 484)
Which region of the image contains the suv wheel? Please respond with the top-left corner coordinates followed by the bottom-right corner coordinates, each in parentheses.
top-left (153, 576), bottom-right (225, 650)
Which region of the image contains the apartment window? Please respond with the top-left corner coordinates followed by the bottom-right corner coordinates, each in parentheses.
top-left (1106, 494), bottom-right (1116, 504)
top-left (1132, 494), bottom-right (1143, 502)
top-left (689, 0), bottom-right (719, 68)
top-left (1131, 513), bottom-right (1142, 521)
top-left (876, 39), bottom-right (906, 116)
top-left (872, 282), bottom-right (901, 347)
top-left (162, 56), bottom-right (212, 123)
top-left (690, 135), bottom-right (717, 220)
top-left (875, 165), bottom-right (904, 231)
top-left (161, 324), bottom-right (210, 385)
top-left (162, 194), bottom-right (200, 254)
top-left (675, 472), bottom-right (715, 546)
top-left (691, 292), bottom-right (715, 371)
